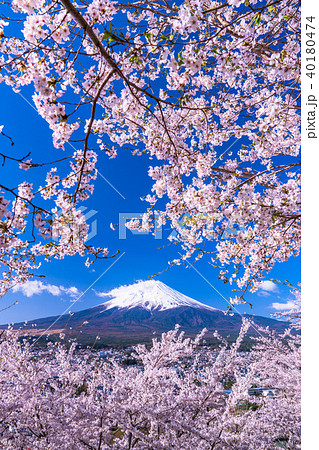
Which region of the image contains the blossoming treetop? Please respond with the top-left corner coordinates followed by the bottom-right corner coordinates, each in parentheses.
top-left (0, 0), bottom-right (300, 305)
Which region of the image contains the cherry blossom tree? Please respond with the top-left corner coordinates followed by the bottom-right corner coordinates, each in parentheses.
top-left (0, 321), bottom-right (301, 449)
top-left (0, 3), bottom-right (302, 446)
top-left (0, 0), bottom-right (300, 303)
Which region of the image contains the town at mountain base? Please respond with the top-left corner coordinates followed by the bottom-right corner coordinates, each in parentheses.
top-left (7, 280), bottom-right (289, 347)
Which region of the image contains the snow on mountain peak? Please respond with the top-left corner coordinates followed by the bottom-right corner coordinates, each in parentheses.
top-left (99, 280), bottom-right (218, 312)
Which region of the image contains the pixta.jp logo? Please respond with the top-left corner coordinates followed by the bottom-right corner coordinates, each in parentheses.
top-left (118, 213), bottom-right (162, 240)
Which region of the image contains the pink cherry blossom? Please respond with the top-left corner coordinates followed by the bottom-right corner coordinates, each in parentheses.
top-left (0, 0), bottom-right (300, 306)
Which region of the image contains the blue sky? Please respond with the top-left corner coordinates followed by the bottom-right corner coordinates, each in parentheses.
top-left (0, 83), bottom-right (300, 324)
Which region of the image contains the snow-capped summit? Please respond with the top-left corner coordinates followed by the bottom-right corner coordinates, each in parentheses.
top-left (99, 279), bottom-right (218, 312)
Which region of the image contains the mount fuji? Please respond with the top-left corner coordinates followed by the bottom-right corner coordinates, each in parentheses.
top-left (98, 280), bottom-right (219, 312)
top-left (8, 280), bottom-right (288, 346)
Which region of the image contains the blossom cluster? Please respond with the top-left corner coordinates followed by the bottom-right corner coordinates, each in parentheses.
top-left (0, 321), bottom-right (300, 449)
top-left (0, 0), bottom-right (300, 301)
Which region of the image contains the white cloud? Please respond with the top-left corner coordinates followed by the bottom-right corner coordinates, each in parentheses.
top-left (62, 286), bottom-right (80, 298)
top-left (12, 280), bottom-right (80, 299)
top-left (12, 280), bottom-right (47, 297)
top-left (271, 301), bottom-right (297, 311)
top-left (46, 284), bottom-right (62, 296)
top-left (257, 290), bottom-right (271, 297)
top-left (258, 280), bottom-right (278, 293)
top-left (93, 289), bottom-right (110, 298)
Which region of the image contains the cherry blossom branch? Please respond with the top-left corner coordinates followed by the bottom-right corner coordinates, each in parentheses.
top-left (73, 68), bottom-right (116, 203)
